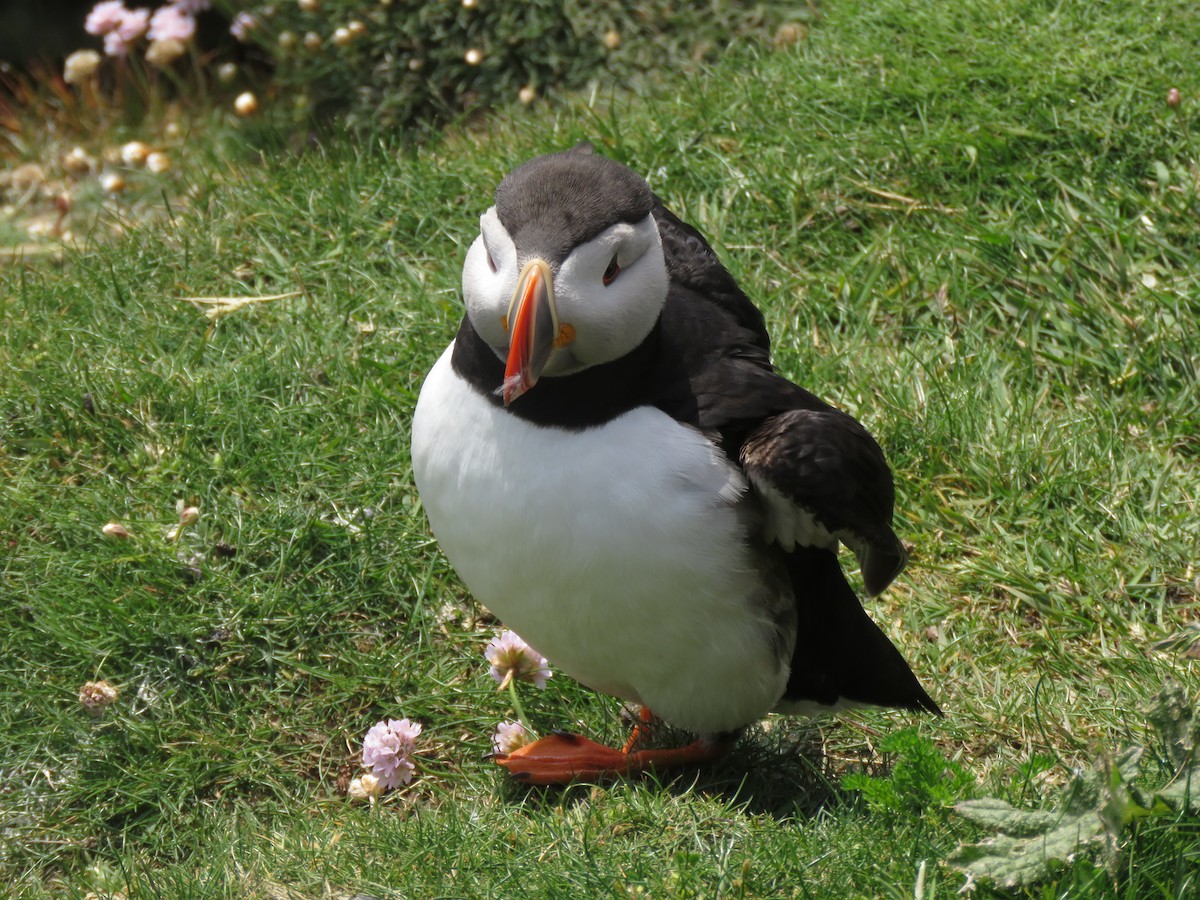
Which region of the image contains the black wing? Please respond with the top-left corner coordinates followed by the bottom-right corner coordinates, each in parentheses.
top-left (649, 199), bottom-right (939, 715)
top-left (650, 199), bottom-right (906, 595)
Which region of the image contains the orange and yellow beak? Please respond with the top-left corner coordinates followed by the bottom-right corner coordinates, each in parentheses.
top-left (502, 259), bottom-right (573, 406)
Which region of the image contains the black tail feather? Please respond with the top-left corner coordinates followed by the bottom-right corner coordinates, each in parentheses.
top-left (782, 546), bottom-right (941, 716)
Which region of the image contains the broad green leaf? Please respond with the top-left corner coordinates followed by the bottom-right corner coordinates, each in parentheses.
top-left (947, 692), bottom-right (1200, 890)
top-left (1150, 767), bottom-right (1200, 814)
top-left (1146, 681), bottom-right (1198, 769)
top-left (947, 812), bottom-right (1104, 888)
top-left (952, 798), bottom-right (1064, 837)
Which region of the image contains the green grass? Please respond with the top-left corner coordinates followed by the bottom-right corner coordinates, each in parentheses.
top-left (2, 0), bottom-right (1199, 895)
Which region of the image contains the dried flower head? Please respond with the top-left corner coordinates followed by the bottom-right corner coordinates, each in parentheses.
top-left (773, 22), bottom-right (806, 48)
top-left (102, 521), bottom-right (131, 539)
top-left (603, 29), bottom-right (621, 50)
top-left (332, 26), bottom-right (352, 47)
top-left (1167, 87), bottom-right (1182, 109)
top-left (80, 680), bottom-right (119, 713)
top-left (64, 49), bottom-right (102, 84)
top-left (63, 146), bottom-right (96, 175)
top-left (146, 152), bottom-right (171, 174)
top-left (518, 84), bottom-right (537, 105)
top-left (362, 717), bottom-right (422, 789)
top-left (303, 31), bottom-right (322, 51)
top-left (464, 47), bottom-right (484, 66)
top-left (121, 140), bottom-right (150, 166)
top-left (485, 630), bottom-right (551, 689)
top-left (348, 772), bottom-right (384, 803)
top-left (10, 163), bottom-right (45, 191)
top-left (100, 172), bottom-right (127, 194)
top-left (146, 37), bottom-right (186, 66)
top-left (492, 720), bottom-right (532, 756)
top-left (234, 91), bottom-right (259, 116)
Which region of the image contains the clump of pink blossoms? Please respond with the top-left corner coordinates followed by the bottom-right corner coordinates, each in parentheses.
top-left (148, 4), bottom-right (196, 43)
top-left (85, 1), bottom-right (150, 57)
top-left (84, 0), bottom-right (129, 35)
top-left (361, 717), bottom-right (423, 790)
top-left (485, 630), bottom-right (552, 689)
top-left (85, 1), bottom-right (210, 57)
top-left (491, 720), bottom-right (533, 756)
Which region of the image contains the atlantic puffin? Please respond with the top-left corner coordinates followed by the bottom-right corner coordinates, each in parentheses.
top-left (411, 143), bottom-right (940, 785)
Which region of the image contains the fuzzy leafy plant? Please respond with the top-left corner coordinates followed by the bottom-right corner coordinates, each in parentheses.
top-left (948, 683), bottom-right (1200, 890)
top-left (842, 728), bottom-right (975, 816)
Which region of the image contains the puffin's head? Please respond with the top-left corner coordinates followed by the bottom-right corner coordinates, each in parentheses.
top-left (462, 144), bottom-right (669, 405)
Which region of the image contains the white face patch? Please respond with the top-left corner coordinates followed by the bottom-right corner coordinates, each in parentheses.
top-left (462, 207), bottom-right (520, 358)
top-left (462, 207), bottom-right (670, 373)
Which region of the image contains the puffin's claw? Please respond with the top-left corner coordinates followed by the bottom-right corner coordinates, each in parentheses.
top-left (620, 704), bottom-right (657, 754)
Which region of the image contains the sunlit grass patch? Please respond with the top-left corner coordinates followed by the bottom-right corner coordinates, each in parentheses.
top-left (2, 0), bottom-right (1199, 896)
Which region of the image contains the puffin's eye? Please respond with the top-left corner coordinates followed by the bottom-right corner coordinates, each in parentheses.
top-left (602, 255), bottom-right (621, 287)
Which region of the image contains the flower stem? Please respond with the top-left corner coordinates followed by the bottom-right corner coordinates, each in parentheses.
top-left (506, 678), bottom-right (533, 734)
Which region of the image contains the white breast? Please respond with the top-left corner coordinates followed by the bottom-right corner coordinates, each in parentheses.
top-left (411, 344), bottom-right (795, 734)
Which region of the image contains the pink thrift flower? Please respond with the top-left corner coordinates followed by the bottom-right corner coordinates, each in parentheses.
top-left (100, 6), bottom-right (149, 56)
top-left (85, 0), bottom-right (128, 35)
top-left (149, 5), bottom-right (195, 42)
top-left (116, 7), bottom-right (150, 40)
top-left (103, 30), bottom-right (134, 56)
top-left (492, 720), bottom-right (532, 756)
top-left (361, 717), bottom-right (422, 789)
top-left (230, 11), bottom-right (257, 42)
top-left (485, 630), bottom-right (551, 689)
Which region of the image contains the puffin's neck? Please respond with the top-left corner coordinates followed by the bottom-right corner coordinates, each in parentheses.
top-left (451, 315), bottom-right (661, 430)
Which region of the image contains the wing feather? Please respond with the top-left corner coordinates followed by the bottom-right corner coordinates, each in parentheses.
top-left (740, 408), bottom-right (908, 596)
top-left (648, 194), bottom-right (932, 711)
top-left (650, 199), bottom-right (907, 595)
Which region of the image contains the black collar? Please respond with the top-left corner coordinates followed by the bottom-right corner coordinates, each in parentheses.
top-left (451, 314), bottom-right (662, 430)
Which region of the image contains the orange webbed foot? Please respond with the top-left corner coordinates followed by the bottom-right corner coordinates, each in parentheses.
top-left (494, 724), bottom-right (737, 786)
top-left (495, 732), bottom-right (633, 785)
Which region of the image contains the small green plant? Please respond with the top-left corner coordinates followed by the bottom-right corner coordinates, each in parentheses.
top-left (948, 683), bottom-right (1200, 890)
top-left (219, 0), bottom-right (801, 130)
top-left (842, 728), bottom-right (974, 816)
